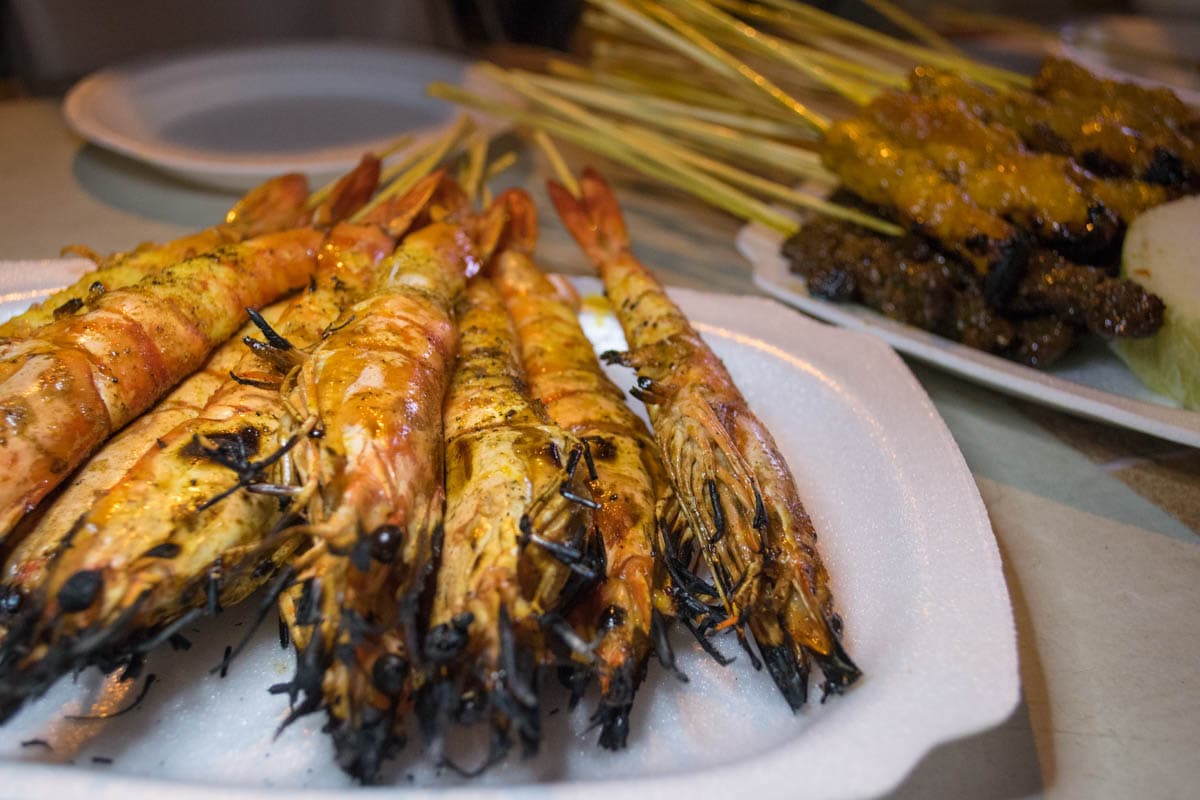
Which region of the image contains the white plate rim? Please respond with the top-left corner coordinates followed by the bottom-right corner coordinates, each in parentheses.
top-left (737, 219), bottom-right (1200, 449)
top-left (61, 41), bottom-right (474, 186)
top-left (0, 270), bottom-right (1019, 799)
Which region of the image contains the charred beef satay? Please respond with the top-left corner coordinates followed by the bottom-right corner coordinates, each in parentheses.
top-left (1010, 250), bottom-right (1165, 338)
top-left (783, 215), bottom-right (1082, 367)
top-left (863, 91), bottom-right (1120, 261)
top-left (910, 66), bottom-right (1196, 188)
top-left (782, 213), bottom-right (1018, 355)
top-left (1007, 316), bottom-right (1078, 368)
top-left (821, 118), bottom-right (1030, 303)
top-left (490, 189), bottom-right (674, 750)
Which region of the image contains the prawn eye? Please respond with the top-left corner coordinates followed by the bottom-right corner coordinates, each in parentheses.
top-left (370, 525), bottom-right (403, 564)
top-left (0, 585), bottom-right (22, 615)
top-left (598, 604), bottom-right (626, 631)
top-left (372, 654), bottom-right (409, 695)
top-left (58, 569), bottom-right (103, 613)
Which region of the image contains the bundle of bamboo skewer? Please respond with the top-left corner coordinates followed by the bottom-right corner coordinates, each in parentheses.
top-left (431, 0), bottom-right (1196, 370)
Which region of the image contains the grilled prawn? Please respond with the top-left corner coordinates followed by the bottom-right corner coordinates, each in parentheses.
top-left (274, 178), bottom-right (498, 783)
top-left (0, 226), bottom-right (325, 539)
top-left (550, 168), bottom-right (860, 708)
top-left (425, 273), bottom-right (595, 770)
top-left (0, 173), bottom-right (311, 340)
top-left (490, 189), bottom-right (670, 749)
top-left (0, 301), bottom-right (286, 623)
top-left (0, 168), bottom-right (405, 718)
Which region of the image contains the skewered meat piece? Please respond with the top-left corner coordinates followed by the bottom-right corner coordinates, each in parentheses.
top-left (1033, 57), bottom-right (1200, 142)
top-left (821, 117), bottom-right (1031, 303)
top-left (781, 212), bottom-right (1019, 356)
top-left (1008, 316), bottom-right (1078, 369)
top-left (1011, 250), bottom-right (1165, 338)
top-left (910, 66), bottom-right (1198, 188)
top-left (863, 90), bottom-right (1120, 262)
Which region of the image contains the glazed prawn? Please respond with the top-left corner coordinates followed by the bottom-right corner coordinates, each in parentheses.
top-left (0, 168), bottom-right (405, 718)
top-left (0, 172), bottom-right (311, 340)
top-left (273, 177), bottom-right (501, 783)
top-left (550, 168), bottom-right (860, 707)
top-left (0, 222), bottom-right (328, 538)
top-left (424, 270), bottom-right (596, 771)
top-left (490, 189), bottom-right (670, 749)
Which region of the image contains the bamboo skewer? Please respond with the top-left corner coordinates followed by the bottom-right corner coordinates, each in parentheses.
top-left (435, 69), bottom-right (900, 236)
top-left (351, 116), bottom-right (473, 221)
top-left (304, 134), bottom-right (415, 211)
top-left (516, 71), bottom-right (828, 177)
top-left (860, 0), bottom-right (962, 56)
top-left (430, 81), bottom-right (800, 234)
top-left (541, 61), bottom-right (809, 137)
top-left (742, 0), bottom-right (1029, 88)
top-left (533, 130), bottom-right (581, 198)
top-left (667, 0), bottom-right (880, 105)
top-left (604, 0), bottom-right (832, 131)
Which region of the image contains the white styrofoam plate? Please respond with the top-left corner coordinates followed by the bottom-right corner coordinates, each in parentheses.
top-left (0, 264), bottom-right (1017, 798)
top-left (738, 219), bottom-right (1200, 448)
top-left (62, 42), bottom-right (482, 191)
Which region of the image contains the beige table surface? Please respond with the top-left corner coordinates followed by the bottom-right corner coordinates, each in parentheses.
top-left (1, 97), bottom-right (1198, 799)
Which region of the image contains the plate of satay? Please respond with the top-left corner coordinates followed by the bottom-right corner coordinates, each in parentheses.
top-left (0, 128), bottom-right (1017, 799)
top-left (431, 1), bottom-right (1200, 448)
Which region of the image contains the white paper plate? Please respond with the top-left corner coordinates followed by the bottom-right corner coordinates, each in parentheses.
top-left (63, 42), bottom-right (479, 191)
top-left (0, 266), bottom-right (1017, 799)
top-left (738, 220), bottom-right (1200, 449)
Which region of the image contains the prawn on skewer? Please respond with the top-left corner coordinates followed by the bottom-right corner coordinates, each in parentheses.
top-left (1, 156), bottom-right (381, 341)
top-left (0, 168), bottom-right (415, 719)
top-left (272, 178), bottom-right (501, 783)
top-left (423, 268), bottom-right (596, 772)
top-left (0, 219), bottom-right (343, 538)
top-left (0, 300), bottom-right (287, 629)
top-left (1, 173), bottom-right (311, 340)
top-left (549, 168), bottom-right (860, 708)
top-left (489, 189), bottom-right (672, 749)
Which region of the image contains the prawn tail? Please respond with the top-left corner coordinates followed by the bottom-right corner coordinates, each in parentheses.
top-left (812, 623), bottom-right (863, 700)
top-left (228, 172), bottom-right (311, 237)
top-left (497, 188), bottom-right (539, 255)
top-left (315, 154), bottom-right (382, 227)
top-left (547, 167), bottom-right (630, 267)
top-left (362, 169), bottom-right (446, 238)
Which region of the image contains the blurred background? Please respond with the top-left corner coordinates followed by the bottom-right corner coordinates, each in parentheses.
top-left (0, 0), bottom-right (1163, 96)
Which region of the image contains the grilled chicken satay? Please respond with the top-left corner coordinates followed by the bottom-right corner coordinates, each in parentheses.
top-left (821, 117), bottom-right (1030, 303)
top-left (910, 66), bottom-right (1196, 188)
top-left (0, 171), bottom-right (414, 720)
top-left (863, 91), bottom-right (1121, 261)
top-left (490, 189), bottom-right (670, 750)
top-left (1034, 58), bottom-right (1200, 165)
top-left (274, 179), bottom-right (500, 783)
top-left (551, 169), bottom-right (860, 707)
top-left (426, 275), bottom-right (595, 770)
top-left (0, 172), bottom-right (312, 340)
